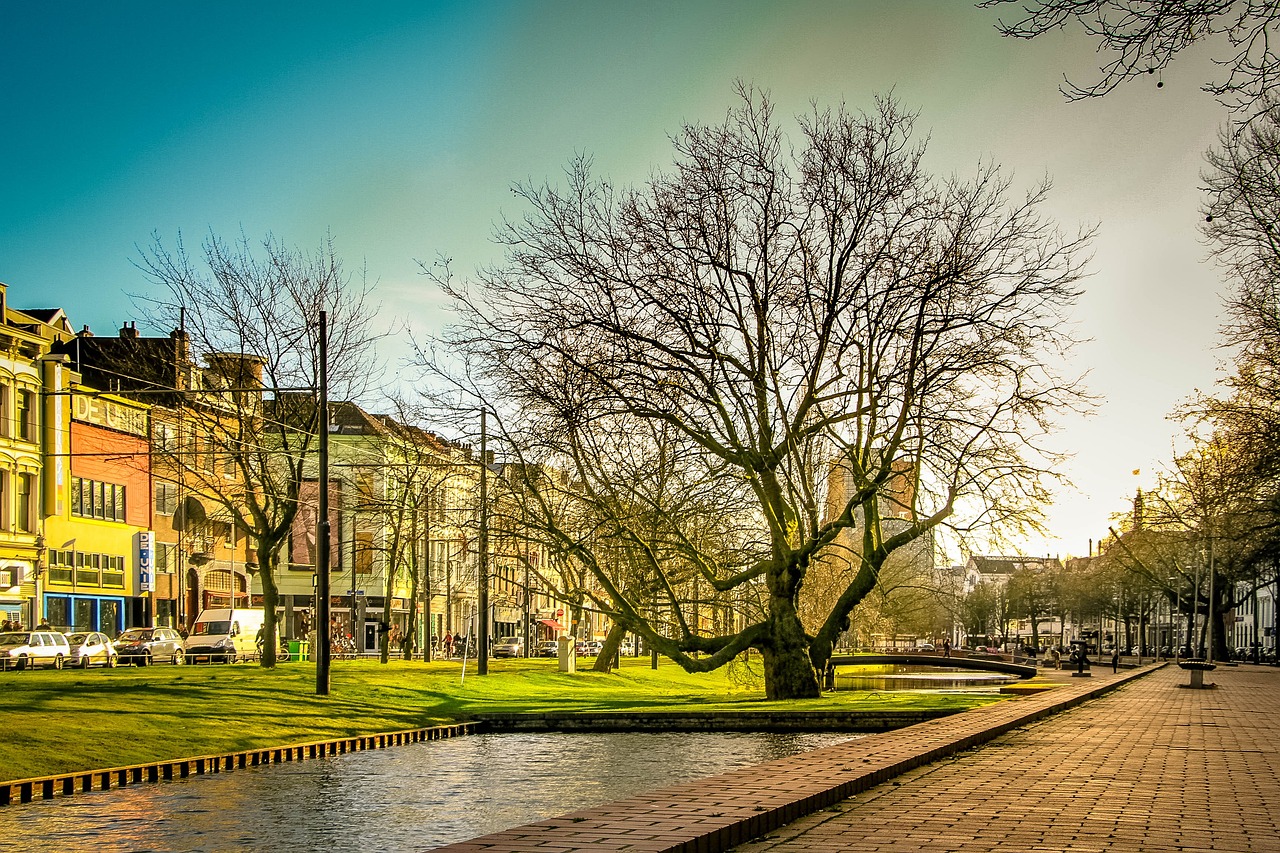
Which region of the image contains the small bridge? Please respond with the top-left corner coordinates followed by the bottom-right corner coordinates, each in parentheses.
top-left (829, 654), bottom-right (1038, 679)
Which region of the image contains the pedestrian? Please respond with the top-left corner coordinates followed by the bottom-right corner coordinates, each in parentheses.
top-left (37, 618), bottom-right (51, 630)
top-left (1112, 647), bottom-right (1120, 673)
top-left (1051, 646), bottom-right (1061, 669)
top-left (443, 632), bottom-right (454, 657)
top-left (942, 638), bottom-right (952, 658)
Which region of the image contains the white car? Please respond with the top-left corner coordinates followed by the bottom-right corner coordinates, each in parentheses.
top-left (0, 630), bottom-right (72, 670)
top-left (65, 631), bottom-right (118, 668)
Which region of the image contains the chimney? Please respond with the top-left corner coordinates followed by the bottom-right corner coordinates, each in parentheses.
top-left (119, 321), bottom-right (139, 339)
top-left (80, 325), bottom-right (93, 337)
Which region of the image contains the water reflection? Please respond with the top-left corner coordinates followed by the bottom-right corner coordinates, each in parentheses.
top-left (7, 731), bottom-right (857, 852)
top-left (834, 664), bottom-right (1017, 691)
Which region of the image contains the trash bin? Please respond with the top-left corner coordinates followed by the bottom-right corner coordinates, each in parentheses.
top-left (288, 640), bottom-right (310, 662)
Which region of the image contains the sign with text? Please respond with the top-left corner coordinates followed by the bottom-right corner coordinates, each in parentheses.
top-left (74, 394), bottom-right (147, 437)
top-left (136, 531), bottom-right (154, 592)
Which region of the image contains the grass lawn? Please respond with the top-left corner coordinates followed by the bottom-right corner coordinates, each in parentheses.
top-left (0, 655), bottom-right (1009, 782)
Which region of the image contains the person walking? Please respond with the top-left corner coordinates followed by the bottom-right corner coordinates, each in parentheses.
top-left (942, 638), bottom-right (952, 658)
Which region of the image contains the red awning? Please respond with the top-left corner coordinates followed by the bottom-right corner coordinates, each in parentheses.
top-left (538, 618), bottom-right (563, 631)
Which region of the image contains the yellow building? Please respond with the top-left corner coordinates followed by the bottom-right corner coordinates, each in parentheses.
top-left (39, 349), bottom-right (153, 634)
top-left (0, 284), bottom-right (58, 628)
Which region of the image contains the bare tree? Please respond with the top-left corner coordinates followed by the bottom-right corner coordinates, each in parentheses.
top-left (429, 87), bottom-right (1092, 699)
top-left (135, 231), bottom-right (380, 667)
top-left (983, 0), bottom-right (1280, 120)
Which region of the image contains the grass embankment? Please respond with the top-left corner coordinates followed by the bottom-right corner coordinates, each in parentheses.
top-left (0, 656), bottom-right (1007, 782)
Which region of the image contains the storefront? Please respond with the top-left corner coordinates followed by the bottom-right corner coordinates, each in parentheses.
top-left (43, 593), bottom-right (126, 634)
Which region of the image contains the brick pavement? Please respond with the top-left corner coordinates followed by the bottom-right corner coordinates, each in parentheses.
top-left (733, 664), bottom-right (1280, 853)
top-left (435, 663), bottom-right (1200, 852)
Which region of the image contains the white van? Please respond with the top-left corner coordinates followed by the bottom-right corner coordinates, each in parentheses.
top-left (184, 608), bottom-right (277, 663)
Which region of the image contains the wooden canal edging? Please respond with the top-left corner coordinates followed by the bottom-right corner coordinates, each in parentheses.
top-left (0, 721), bottom-right (477, 808)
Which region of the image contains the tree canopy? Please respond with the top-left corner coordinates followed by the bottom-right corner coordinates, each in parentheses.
top-left (431, 86), bottom-right (1093, 698)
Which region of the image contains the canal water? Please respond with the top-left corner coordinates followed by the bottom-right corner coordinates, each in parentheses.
top-left (5, 731), bottom-right (858, 852)
top-left (834, 664), bottom-right (1017, 692)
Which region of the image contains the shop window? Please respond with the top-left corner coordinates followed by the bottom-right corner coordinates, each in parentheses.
top-left (46, 596), bottom-right (69, 629)
top-left (74, 597), bottom-right (95, 631)
top-left (99, 600), bottom-right (122, 635)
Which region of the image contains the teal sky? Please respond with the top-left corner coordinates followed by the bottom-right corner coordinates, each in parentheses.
top-left (1, 1), bottom-right (1228, 559)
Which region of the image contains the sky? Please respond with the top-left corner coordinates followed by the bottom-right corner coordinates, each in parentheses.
top-left (0, 1), bottom-right (1231, 562)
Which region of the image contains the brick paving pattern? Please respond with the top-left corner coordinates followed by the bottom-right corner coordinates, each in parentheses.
top-left (436, 664), bottom-right (1205, 852)
top-left (734, 665), bottom-right (1280, 852)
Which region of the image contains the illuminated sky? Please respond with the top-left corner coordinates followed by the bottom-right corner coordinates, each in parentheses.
top-left (1, 1), bottom-right (1227, 560)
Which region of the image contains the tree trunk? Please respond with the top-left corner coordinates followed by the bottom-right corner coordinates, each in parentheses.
top-left (593, 622), bottom-right (626, 672)
top-left (762, 603), bottom-right (820, 700)
top-left (257, 545), bottom-right (280, 669)
top-left (762, 642), bottom-right (820, 699)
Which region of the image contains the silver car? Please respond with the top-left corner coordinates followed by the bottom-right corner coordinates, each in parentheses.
top-left (492, 636), bottom-right (524, 658)
top-left (65, 631), bottom-right (118, 668)
top-left (0, 630), bottom-right (72, 670)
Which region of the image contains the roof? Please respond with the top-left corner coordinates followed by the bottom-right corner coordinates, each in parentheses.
top-left (966, 555), bottom-right (1064, 575)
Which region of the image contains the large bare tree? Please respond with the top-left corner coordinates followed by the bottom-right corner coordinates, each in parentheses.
top-left (431, 87), bottom-right (1092, 698)
top-left (135, 231), bottom-right (379, 667)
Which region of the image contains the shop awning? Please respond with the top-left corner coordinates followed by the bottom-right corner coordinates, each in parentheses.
top-left (538, 618), bottom-right (563, 631)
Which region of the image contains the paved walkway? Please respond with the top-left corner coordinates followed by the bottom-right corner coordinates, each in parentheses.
top-left (440, 662), bottom-right (1276, 852)
top-left (731, 664), bottom-right (1280, 852)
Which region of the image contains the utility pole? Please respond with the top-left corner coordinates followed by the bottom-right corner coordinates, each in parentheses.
top-left (316, 310), bottom-right (332, 695)
top-left (478, 409), bottom-right (489, 675)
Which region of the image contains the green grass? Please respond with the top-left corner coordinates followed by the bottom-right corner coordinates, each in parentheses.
top-left (0, 656), bottom-right (1007, 782)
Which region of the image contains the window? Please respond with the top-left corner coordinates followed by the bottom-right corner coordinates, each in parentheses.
top-left (47, 551), bottom-right (73, 584)
top-left (101, 556), bottom-right (125, 588)
top-left (16, 473), bottom-right (34, 533)
top-left (156, 543), bottom-right (178, 574)
top-left (155, 481), bottom-right (178, 515)
top-left (71, 477), bottom-right (127, 522)
top-left (15, 389), bottom-right (33, 441)
top-left (154, 421), bottom-right (175, 451)
top-left (355, 532), bottom-right (374, 575)
top-left (0, 470), bottom-right (8, 530)
top-left (0, 383), bottom-right (9, 437)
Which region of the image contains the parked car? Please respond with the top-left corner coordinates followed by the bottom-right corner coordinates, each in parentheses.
top-left (913, 642), bottom-right (936, 652)
top-left (620, 639), bottom-right (636, 656)
top-left (183, 608), bottom-right (271, 663)
top-left (0, 630), bottom-right (72, 670)
top-left (492, 636), bottom-right (524, 658)
top-left (65, 631), bottom-right (118, 668)
top-left (576, 640), bottom-right (604, 657)
top-left (535, 640), bottom-right (560, 657)
top-left (115, 627), bottom-right (185, 666)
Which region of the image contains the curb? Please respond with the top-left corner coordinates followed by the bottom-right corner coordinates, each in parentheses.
top-left (0, 721), bottom-right (477, 807)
